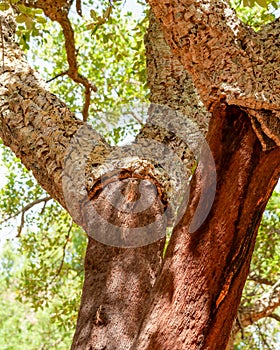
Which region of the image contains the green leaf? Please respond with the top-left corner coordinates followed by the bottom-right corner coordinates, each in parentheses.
top-left (17, 4), bottom-right (31, 15)
top-left (243, 0), bottom-right (255, 7)
top-left (0, 3), bottom-right (10, 11)
top-left (35, 15), bottom-right (47, 24)
top-left (103, 6), bottom-right (112, 20)
top-left (255, 0), bottom-right (268, 7)
top-left (271, 1), bottom-right (279, 9)
top-left (15, 13), bottom-right (28, 23)
top-left (25, 16), bottom-right (34, 30)
top-left (90, 9), bottom-right (98, 20)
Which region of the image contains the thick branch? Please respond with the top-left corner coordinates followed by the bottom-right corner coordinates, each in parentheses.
top-left (148, 0), bottom-right (280, 150)
top-left (144, 11), bottom-right (210, 132)
top-left (137, 11), bottom-right (210, 180)
top-left (0, 14), bottom-right (171, 234)
top-left (0, 12), bottom-right (95, 210)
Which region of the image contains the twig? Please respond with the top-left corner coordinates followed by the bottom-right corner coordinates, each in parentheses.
top-left (50, 10), bottom-right (97, 121)
top-left (49, 219), bottom-right (73, 285)
top-left (46, 70), bottom-right (68, 83)
top-left (255, 322), bottom-right (273, 350)
top-left (58, 13), bottom-right (97, 121)
top-left (0, 196), bottom-right (52, 227)
top-left (129, 110), bottom-right (144, 126)
top-left (248, 274), bottom-right (275, 286)
top-left (268, 313), bottom-right (280, 322)
top-left (236, 310), bottom-right (245, 340)
top-left (76, 0), bottom-right (82, 16)
top-left (17, 209), bottom-right (25, 237)
top-left (40, 198), bottom-right (49, 215)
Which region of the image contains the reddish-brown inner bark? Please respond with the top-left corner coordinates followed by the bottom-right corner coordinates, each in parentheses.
top-left (132, 104), bottom-right (280, 350)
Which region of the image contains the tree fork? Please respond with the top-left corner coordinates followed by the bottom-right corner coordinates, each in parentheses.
top-left (0, 12), bottom-right (167, 350)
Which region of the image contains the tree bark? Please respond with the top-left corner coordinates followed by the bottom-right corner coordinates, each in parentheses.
top-left (0, 11), bottom-right (166, 350)
top-left (71, 237), bottom-right (165, 350)
top-left (133, 103), bottom-right (280, 350)
top-left (71, 12), bottom-right (214, 349)
top-left (148, 0), bottom-right (280, 151)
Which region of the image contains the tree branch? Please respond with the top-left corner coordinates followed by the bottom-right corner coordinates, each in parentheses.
top-left (76, 0), bottom-right (82, 16)
top-left (0, 196), bottom-right (52, 228)
top-left (236, 280), bottom-right (280, 333)
top-left (247, 274), bottom-right (276, 286)
top-left (46, 70), bottom-right (68, 83)
top-left (22, 0), bottom-right (97, 121)
top-left (268, 313), bottom-right (280, 322)
top-left (255, 322), bottom-right (273, 350)
top-left (49, 219), bottom-right (73, 285)
top-left (1, 10), bottom-right (176, 237)
top-left (148, 0), bottom-right (280, 150)
top-left (133, 12), bottom-right (211, 224)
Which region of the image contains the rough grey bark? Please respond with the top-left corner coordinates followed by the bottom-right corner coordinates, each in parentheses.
top-left (144, 12), bottom-right (210, 132)
top-left (148, 0), bottom-right (280, 151)
top-left (71, 237), bottom-right (165, 350)
top-left (138, 11), bottom-right (210, 179)
top-left (0, 12), bottom-right (102, 212)
top-left (0, 11), bottom-right (166, 350)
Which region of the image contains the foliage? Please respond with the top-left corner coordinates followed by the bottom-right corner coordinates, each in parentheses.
top-left (0, 240), bottom-right (76, 350)
top-left (24, 0), bottom-right (149, 144)
top-left (0, 145), bottom-right (87, 347)
top-left (0, 0), bottom-right (47, 50)
top-left (230, 0), bottom-right (279, 30)
top-left (242, 0), bottom-right (279, 9)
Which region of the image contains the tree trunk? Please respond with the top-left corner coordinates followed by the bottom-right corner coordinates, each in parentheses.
top-left (148, 0), bottom-right (280, 150)
top-left (0, 12), bottom-right (166, 350)
top-left (133, 104), bottom-right (280, 350)
top-left (70, 11), bottom-right (214, 348)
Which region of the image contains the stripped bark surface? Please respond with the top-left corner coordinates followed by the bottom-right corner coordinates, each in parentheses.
top-left (132, 104), bottom-right (280, 350)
